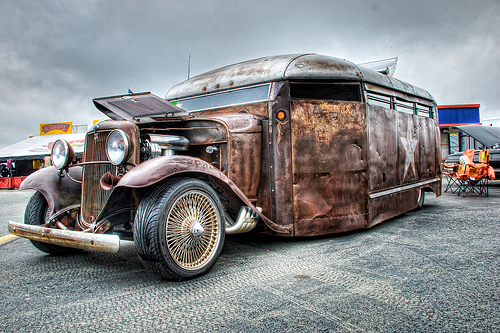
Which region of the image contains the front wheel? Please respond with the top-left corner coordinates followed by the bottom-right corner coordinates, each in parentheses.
top-left (25, 191), bottom-right (82, 255)
top-left (134, 178), bottom-right (225, 280)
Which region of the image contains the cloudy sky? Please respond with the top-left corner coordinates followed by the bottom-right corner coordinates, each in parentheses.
top-left (1, 0), bottom-right (499, 148)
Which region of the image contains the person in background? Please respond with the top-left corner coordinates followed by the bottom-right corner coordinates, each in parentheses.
top-left (6, 159), bottom-right (14, 177)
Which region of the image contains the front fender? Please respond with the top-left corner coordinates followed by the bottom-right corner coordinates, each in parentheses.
top-left (19, 166), bottom-right (82, 219)
top-left (117, 155), bottom-right (224, 189)
top-left (116, 156), bottom-right (291, 234)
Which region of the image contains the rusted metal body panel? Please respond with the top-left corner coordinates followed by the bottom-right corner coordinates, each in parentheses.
top-left (368, 106), bottom-right (399, 192)
top-left (228, 131), bottom-right (262, 199)
top-left (288, 100), bottom-right (441, 236)
top-left (185, 114), bottom-right (263, 199)
top-left (290, 100), bottom-right (368, 236)
top-left (267, 82), bottom-right (295, 231)
top-left (177, 104), bottom-right (274, 227)
top-left (206, 114), bottom-right (262, 200)
top-left (367, 105), bottom-right (441, 226)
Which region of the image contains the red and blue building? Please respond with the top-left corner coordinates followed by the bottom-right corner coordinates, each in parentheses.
top-left (438, 104), bottom-right (481, 159)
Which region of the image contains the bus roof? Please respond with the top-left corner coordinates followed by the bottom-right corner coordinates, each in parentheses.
top-left (166, 54), bottom-right (434, 102)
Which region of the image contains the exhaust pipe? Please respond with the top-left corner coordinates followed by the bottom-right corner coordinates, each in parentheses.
top-left (8, 221), bottom-right (120, 253)
top-left (225, 206), bottom-right (262, 234)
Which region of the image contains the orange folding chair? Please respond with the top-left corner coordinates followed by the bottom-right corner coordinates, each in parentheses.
top-left (456, 149), bottom-right (492, 197)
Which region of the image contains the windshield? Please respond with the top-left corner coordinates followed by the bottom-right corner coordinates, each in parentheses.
top-left (173, 84), bottom-right (270, 112)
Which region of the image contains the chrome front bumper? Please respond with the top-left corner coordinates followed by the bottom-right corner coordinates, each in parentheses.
top-left (8, 221), bottom-right (120, 253)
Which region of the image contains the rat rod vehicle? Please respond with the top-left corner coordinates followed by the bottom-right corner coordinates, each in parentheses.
top-left (9, 54), bottom-right (441, 280)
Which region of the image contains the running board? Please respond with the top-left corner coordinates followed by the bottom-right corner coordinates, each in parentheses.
top-left (8, 221), bottom-right (120, 253)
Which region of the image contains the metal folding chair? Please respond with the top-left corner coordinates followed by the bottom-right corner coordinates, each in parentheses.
top-left (458, 176), bottom-right (489, 197)
top-left (443, 163), bottom-right (461, 194)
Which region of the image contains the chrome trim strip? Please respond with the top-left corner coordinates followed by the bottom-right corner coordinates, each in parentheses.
top-left (369, 179), bottom-right (439, 199)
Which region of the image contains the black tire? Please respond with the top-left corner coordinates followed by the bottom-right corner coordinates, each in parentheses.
top-left (134, 178), bottom-right (225, 280)
top-left (24, 191), bottom-right (82, 255)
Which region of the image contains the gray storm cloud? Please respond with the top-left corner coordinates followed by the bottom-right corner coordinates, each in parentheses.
top-left (0, 0), bottom-right (498, 147)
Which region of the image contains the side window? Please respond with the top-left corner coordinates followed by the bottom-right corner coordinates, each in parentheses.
top-left (367, 91), bottom-right (435, 119)
top-left (416, 104), bottom-right (431, 117)
top-left (366, 93), bottom-right (392, 108)
top-left (290, 83), bottom-right (362, 102)
top-left (395, 98), bottom-right (414, 114)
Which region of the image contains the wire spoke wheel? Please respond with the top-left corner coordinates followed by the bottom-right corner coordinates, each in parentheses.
top-left (166, 190), bottom-right (221, 270)
top-left (134, 178), bottom-right (225, 280)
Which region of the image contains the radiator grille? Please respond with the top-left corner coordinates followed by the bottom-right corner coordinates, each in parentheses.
top-left (81, 130), bottom-right (117, 225)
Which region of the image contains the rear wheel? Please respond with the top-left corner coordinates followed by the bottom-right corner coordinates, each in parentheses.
top-left (416, 189), bottom-right (425, 210)
top-left (134, 178), bottom-right (225, 280)
top-left (25, 191), bottom-right (82, 255)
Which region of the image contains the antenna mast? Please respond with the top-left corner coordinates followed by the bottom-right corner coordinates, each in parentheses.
top-left (187, 51), bottom-right (191, 79)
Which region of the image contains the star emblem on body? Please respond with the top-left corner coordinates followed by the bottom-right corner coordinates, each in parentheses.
top-left (400, 121), bottom-right (418, 180)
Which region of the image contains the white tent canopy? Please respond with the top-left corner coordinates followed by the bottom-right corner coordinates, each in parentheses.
top-left (0, 134), bottom-right (85, 162)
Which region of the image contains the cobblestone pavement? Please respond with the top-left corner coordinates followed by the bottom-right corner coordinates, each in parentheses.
top-left (0, 183), bottom-right (499, 332)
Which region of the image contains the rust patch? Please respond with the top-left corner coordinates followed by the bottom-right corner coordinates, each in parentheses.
top-left (290, 100), bottom-right (368, 235)
top-left (319, 102), bottom-right (353, 114)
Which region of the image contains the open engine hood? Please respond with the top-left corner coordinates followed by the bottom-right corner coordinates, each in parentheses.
top-left (93, 92), bottom-right (189, 122)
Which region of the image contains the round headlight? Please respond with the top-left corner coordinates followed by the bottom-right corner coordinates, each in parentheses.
top-left (106, 130), bottom-right (130, 166)
top-left (51, 139), bottom-right (75, 170)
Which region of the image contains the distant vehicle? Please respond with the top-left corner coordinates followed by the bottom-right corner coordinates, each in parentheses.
top-left (9, 54), bottom-right (441, 280)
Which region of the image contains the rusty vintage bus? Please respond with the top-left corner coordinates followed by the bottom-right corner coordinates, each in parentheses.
top-left (9, 54), bottom-right (441, 280)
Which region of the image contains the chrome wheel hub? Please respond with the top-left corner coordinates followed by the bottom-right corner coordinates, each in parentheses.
top-left (190, 221), bottom-right (204, 238)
